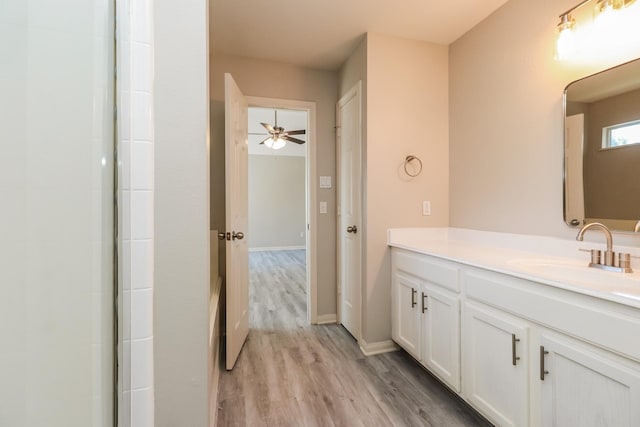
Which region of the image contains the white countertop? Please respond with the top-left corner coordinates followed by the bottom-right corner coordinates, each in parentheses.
top-left (388, 228), bottom-right (640, 309)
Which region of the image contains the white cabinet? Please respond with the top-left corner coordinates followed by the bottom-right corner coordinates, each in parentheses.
top-left (390, 247), bottom-right (640, 427)
top-left (422, 282), bottom-right (460, 392)
top-left (462, 301), bottom-right (529, 427)
top-left (392, 271), bottom-right (421, 360)
top-left (391, 249), bottom-right (461, 392)
top-left (540, 333), bottom-right (640, 427)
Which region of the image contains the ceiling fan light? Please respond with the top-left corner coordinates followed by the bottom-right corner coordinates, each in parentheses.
top-left (264, 137), bottom-right (275, 148)
top-left (272, 138), bottom-right (286, 150)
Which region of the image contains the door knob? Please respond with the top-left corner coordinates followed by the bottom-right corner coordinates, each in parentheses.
top-left (232, 231), bottom-right (244, 240)
top-left (346, 225), bottom-right (358, 234)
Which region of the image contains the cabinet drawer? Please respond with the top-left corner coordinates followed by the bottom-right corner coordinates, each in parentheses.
top-left (393, 248), bottom-right (459, 292)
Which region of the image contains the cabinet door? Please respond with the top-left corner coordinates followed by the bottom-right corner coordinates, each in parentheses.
top-left (462, 301), bottom-right (529, 427)
top-left (541, 333), bottom-right (640, 427)
top-left (422, 283), bottom-right (460, 392)
top-left (392, 272), bottom-right (421, 360)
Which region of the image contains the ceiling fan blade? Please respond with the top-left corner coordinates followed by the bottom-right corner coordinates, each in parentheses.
top-left (282, 135), bottom-right (306, 145)
top-left (285, 129), bottom-right (306, 135)
top-left (261, 122), bottom-right (275, 133)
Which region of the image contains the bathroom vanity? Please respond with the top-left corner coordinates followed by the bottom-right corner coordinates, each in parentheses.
top-left (389, 228), bottom-right (640, 427)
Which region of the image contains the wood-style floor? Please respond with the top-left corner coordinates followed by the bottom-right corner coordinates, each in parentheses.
top-left (217, 250), bottom-right (490, 427)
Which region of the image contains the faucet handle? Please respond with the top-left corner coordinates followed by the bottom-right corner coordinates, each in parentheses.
top-left (618, 253), bottom-right (631, 270)
top-left (579, 248), bottom-right (604, 265)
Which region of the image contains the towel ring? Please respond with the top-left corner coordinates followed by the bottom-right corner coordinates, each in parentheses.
top-left (404, 155), bottom-right (423, 177)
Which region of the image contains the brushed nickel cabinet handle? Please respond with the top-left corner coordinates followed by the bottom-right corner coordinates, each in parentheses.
top-left (540, 346), bottom-right (550, 380)
top-left (346, 225), bottom-right (358, 234)
top-left (512, 334), bottom-right (521, 366)
top-left (421, 293), bottom-right (427, 313)
top-left (217, 232), bottom-right (226, 241)
top-left (232, 231), bottom-right (244, 240)
top-left (411, 288), bottom-right (417, 308)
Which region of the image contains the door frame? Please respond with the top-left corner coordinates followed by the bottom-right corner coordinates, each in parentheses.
top-left (245, 96), bottom-right (319, 324)
top-left (336, 81), bottom-right (363, 343)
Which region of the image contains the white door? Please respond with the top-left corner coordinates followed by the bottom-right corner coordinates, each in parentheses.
top-left (392, 272), bottom-right (421, 360)
top-left (422, 284), bottom-right (461, 392)
top-left (337, 81), bottom-right (362, 339)
top-left (565, 114), bottom-right (585, 226)
top-left (462, 301), bottom-right (529, 427)
top-left (225, 73), bottom-right (249, 370)
top-left (541, 333), bottom-right (640, 427)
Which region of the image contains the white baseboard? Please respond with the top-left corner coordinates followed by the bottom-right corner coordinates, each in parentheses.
top-left (359, 339), bottom-right (400, 356)
top-left (249, 246), bottom-right (306, 252)
top-left (315, 313), bottom-right (337, 325)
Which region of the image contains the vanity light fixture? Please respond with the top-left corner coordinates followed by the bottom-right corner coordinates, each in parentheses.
top-left (595, 0), bottom-right (616, 13)
top-left (555, 0), bottom-right (589, 60)
top-left (556, 13), bottom-right (576, 60)
top-left (555, 0), bottom-right (637, 60)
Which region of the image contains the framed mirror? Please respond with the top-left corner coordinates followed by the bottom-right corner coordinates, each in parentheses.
top-left (564, 58), bottom-right (640, 232)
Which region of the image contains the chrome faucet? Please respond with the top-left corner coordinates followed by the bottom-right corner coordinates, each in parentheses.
top-left (635, 221), bottom-right (640, 233)
top-left (576, 222), bottom-right (632, 272)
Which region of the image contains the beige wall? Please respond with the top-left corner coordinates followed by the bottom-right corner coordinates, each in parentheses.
top-left (449, 0), bottom-right (640, 238)
top-left (210, 53), bottom-right (338, 317)
top-left (248, 155), bottom-right (306, 249)
top-left (584, 89), bottom-right (640, 220)
top-left (339, 33), bottom-right (450, 344)
top-left (154, 0), bottom-right (210, 425)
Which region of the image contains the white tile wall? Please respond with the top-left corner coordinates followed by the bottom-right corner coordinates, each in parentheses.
top-left (117, 0), bottom-right (154, 426)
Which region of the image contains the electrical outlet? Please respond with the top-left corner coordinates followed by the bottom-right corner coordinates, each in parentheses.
top-left (422, 201), bottom-right (431, 216)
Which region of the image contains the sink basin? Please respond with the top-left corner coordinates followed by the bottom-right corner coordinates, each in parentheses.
top-left (506, 258), bottom-right (640, 288)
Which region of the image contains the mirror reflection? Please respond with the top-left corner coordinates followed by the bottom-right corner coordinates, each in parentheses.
top-left (564, 58), bottom-right (640, 232)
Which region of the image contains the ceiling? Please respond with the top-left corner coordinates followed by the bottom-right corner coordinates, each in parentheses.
top-left (210, 0), bottom-right (510, 70)
top-left (248, 108), bottom-right (307, 157)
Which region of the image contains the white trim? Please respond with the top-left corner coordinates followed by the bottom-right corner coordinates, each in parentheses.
top-left (245, 96), bottom-right (318, 325)
top-left (248, 246), bottom-right (305, 252)
top-left (316, 314), bottom-right (337, 325)
top-left (359, 339), bottom-right (400, 356)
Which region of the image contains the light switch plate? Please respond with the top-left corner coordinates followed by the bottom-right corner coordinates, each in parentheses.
top-left (422, 201), bottom-right (431, 216)
top-left (319, 176), bottom-right (332, 189)
top-left (320, 201), bottom-right (328, 214)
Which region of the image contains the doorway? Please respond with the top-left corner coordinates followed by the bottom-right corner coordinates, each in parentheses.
top-left (247, 107), bottom-right (310, 326)
top-left (222, 80), bottom-right (319, 370)
top-left (246, 98), bottom-right (319, 325)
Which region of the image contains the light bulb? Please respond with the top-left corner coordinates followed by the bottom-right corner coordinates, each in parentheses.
top-left (555, 14), bottom-right (575, 60)
top-left (595, 1), bottom-right (616, 27)
top-left (272, 138), bottom-right (286, 150)
top-left (264, 137), bottom-right (275, 148)
top-left (556, 27), bottom-right (575, 60)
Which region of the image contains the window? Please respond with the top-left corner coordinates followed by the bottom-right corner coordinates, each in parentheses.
top-left (602, 120), bottom-right (640, 149)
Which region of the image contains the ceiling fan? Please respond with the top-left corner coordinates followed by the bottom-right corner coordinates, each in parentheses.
top-left (249, 110), bottom-right (306, 150)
